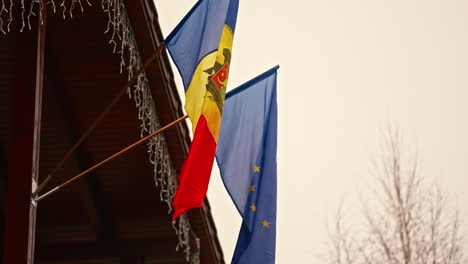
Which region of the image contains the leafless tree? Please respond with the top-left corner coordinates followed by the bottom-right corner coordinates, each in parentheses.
top-left (327, 127), bottom-right (466, 264)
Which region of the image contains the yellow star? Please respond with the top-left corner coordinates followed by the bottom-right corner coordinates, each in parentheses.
top-left (261, 220), bottom-right (270, 228)
top-left (248, 185), bottom-right (255, 192)
top-left (252, 165), bottom-right (261, 173)
top-left (250, 204), bottom-right (257, 212)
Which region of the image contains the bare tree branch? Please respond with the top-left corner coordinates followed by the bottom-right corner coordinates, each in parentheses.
top-left (326, 126), bottom-right (466, 264)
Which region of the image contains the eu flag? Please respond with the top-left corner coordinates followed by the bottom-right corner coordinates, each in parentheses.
top-left (216, 66), bottom-right (279, 264)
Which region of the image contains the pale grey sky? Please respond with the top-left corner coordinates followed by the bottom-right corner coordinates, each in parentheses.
top-left (156, 0), bottom-right (468, 262)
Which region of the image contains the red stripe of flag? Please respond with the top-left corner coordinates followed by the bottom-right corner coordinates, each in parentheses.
top-left (172, 115), bottom-right (217, 220)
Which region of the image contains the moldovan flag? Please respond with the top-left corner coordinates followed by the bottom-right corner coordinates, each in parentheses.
top-left (163, 0), bottom-right (239, 220)
top-left (217, 66), bottom-right (279, 263)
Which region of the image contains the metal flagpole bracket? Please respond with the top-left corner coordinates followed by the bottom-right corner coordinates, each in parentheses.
top-left (32, 174), bottom-right (52, 198)
top-left (31, 180), bottom-right (38, 207)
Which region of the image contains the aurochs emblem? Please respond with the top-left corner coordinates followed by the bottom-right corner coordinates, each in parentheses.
top-left (204, 48), bottom-right (232, 113)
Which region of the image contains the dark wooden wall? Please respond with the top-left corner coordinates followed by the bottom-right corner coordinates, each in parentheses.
top-left (0, 19), bottom-right (16, 264)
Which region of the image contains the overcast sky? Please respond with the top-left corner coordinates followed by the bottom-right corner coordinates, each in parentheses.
top-left (155, 0), bottom-right (468, 262)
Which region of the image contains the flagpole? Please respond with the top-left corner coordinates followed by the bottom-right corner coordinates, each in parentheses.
top-left (35, 115), bottom-right (188, 202)
top-left (32, 44), bottom-right (166, 198)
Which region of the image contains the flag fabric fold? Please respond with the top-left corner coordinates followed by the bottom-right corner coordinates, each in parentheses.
top-left (216, 66), bottom-right (279, 264)
top-left (163, 0), bottom-right (239, 220)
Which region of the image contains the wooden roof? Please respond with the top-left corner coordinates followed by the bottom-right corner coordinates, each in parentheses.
top-left (0, 1), bottom-right (224, 263)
